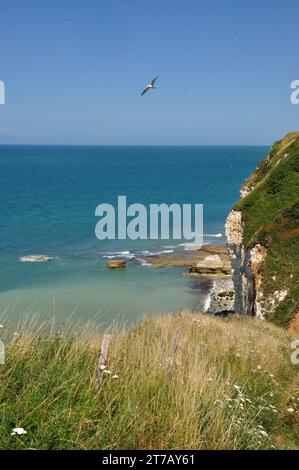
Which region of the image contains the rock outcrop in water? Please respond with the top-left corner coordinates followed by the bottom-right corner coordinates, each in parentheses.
top-left (225, 132), bottom-right (299, 327)
top-left (20, 255), bottom-right (54, 262)
top-left (141, 245), bottom-right (231, 275)
top-left (107, 260), bottom-right (126, 269)
top-left (189, 253), bottom-right (231, 275)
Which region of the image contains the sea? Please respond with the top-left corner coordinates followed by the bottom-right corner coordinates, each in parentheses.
top-left (0, 145), bottom-right (267, 326)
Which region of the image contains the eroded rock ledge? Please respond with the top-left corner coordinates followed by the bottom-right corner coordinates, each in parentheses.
top-left (142, 244), bottom-right (231, 276)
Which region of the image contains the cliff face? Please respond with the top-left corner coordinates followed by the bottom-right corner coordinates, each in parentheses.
top-left (225, 132), bottom-right (299, 327)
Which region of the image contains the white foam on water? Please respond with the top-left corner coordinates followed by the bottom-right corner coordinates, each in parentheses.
top-left (102, 251), bottom-right (135, 260)
top-left (141, 249), bottom-right (174, 257)
top-left (139, 260), bottom-right (153, 267)
top-left (184, 243), bottom-right (203, 251)
top-left (204, 279), bottom-right (215, 312)
top-left (205, 233), bottom-right (223, 238)
top-left (19, 255), bottom-right (54, 263)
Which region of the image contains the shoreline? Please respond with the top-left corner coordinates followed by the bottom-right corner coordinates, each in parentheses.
top-left (14, 243), bottom-right (234, 318)
top-left (139, 243), bottom-right (234, 315)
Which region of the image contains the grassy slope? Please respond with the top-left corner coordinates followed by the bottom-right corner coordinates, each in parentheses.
top-left (235, 132), bottom-right (299, 326)
top-left (0, 313), bottom-right (298, 450)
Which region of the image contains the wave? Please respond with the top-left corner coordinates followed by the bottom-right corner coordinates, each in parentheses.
top-left (19, 255), bottom-right (54, 262)
top-left (102, 250), bottom-right (135, 260)
top-left (101, 236), bottom-right (223, 262)
top-left (204, 280), bottom-right (215, 312)
top-left (138, 259), bottom-right (153, 267)
top-left (184, 243), bottom-right (203, 251)
top-left (102, 248), bottom-right (175, 261)
top-left (141, 249), bottom-right (174, 257)
top-left (205, 233), bottom-right (223, 238)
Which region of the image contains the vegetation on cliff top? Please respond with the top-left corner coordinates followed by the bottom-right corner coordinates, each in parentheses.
top-left (234, 132), bottom-right (299, 326)
top-left (0, 313), bottom-right (298, 450)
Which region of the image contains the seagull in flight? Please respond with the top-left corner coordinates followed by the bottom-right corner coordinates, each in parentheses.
top-left (141, 76), bottom-right (159, 96)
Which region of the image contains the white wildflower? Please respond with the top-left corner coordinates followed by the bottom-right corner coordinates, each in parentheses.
top-left (11, 427), bottom-right (27, 436)
top-left (112, 374), bottom-right (119, 380)
top-left (103, 370), bottom-right (112, 375)
top-left (287, 408), bottom-right (294, 413)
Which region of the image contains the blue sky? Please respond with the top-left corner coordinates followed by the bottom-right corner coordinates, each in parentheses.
top-left (0, 0), bottom-right (298, 144)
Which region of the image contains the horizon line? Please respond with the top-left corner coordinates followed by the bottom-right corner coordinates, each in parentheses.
top-left (0, 143), bottom-right (270, 147)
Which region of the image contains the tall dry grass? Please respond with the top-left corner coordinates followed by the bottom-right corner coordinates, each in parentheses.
top-left (0, 312), bottom-right (298, 449)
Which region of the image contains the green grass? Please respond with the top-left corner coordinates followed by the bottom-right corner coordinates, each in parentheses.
top-left (0, 313), bottom-right (298, 450)
top-left (235, 138), bottom-right (299, 247)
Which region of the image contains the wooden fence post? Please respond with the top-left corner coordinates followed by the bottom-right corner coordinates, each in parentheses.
top-left (172, 327), bottom-right (181, 360)
top-left (168, 327), bottom-right (181, 381)
top-left (96, 334), bottom-right (111, 390)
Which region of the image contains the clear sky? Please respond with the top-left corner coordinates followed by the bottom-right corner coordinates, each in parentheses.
top-left (0, 0), bottom-right (298, 145)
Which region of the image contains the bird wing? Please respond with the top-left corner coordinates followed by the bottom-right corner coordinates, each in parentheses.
top-left (151, 76), bottom-right (159, 86)
top-left (141, 85), bottom-right (151, 96)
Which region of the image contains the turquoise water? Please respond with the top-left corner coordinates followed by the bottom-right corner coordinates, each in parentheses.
top-left (0, 145), bottom-right (267, 325)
